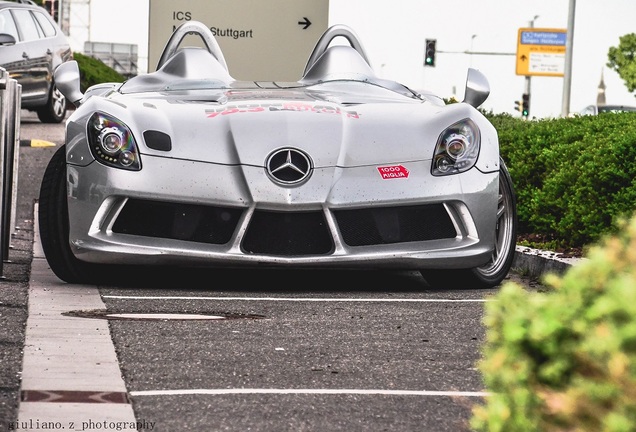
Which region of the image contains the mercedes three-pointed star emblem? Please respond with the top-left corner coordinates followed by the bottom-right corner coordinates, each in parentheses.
top-left (266, 148), bottom-right (313, 185)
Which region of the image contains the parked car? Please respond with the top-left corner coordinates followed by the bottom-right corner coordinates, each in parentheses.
top-left (39, 21), bottom-right (517, 288)
top-left (578, 104), bottom-right (636, 115)
top-left (0, 0), bottom-right (72, 123)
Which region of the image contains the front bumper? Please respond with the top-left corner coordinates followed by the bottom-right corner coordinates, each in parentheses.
top-left (66, 155), bottom-right (499, 270)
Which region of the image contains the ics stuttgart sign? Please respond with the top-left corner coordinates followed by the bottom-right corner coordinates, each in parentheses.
top-left (148, 0), bottom-right (328, 82)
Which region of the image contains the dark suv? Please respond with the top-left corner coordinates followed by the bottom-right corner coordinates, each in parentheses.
top-left (0, 0), bottom-right (72, 123)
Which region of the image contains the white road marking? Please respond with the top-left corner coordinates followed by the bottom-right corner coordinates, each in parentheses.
top-left (130, 388), bottom-right (490, 397)
top-left (103, 295), bottom-right (489, 303)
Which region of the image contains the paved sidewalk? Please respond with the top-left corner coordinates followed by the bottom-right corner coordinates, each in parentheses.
top-left (14, 214), bottom-right (136, 431)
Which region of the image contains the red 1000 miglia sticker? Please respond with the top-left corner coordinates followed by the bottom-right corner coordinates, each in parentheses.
top-left (378, 165), bottom-right (409, 180)
top-left (377, 165), bottom-right (409, 179)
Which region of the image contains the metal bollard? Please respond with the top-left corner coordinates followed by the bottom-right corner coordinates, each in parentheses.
top-left (0, 67), bottom-right (21, 278)
top-left (0, 68), bottom-right (5, 278)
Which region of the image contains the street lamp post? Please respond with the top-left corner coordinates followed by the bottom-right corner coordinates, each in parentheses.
top-left (561, 0), bottom-right (576, 117)
top-left (470, 34), bottom-right (477, 66)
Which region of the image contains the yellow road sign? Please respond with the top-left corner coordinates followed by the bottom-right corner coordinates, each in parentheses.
top-left (516, 28), bottom-right (567, 77)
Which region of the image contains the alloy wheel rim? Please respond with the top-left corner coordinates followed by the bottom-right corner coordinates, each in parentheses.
top-left (476, 173), bottom-right (514, 277)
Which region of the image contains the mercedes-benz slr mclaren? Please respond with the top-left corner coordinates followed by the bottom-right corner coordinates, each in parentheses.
top-left (39, 21), bottom-right (517, 288)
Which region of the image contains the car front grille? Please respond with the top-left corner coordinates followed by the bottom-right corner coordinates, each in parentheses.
top-left (241, 210), bottom-right (334, 255)
top-left (112, 200), bottom-right (457, 255)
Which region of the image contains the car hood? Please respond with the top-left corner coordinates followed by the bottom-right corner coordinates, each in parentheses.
top-left (70, 84), bottom-right (486, 169)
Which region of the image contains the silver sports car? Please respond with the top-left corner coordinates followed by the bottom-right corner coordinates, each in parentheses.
top-left (39, 21), bottom-right (517, 288)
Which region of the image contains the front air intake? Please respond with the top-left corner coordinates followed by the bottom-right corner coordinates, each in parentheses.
top-left (112, 199), bottom-right (243, 244)
top-left (333, 204), bottom-right (456, 246)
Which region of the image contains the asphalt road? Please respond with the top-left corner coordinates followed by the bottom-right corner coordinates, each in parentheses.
top-left (0, 110), bottom-right (544, 432)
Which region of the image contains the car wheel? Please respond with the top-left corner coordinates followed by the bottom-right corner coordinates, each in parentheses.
top-left (38, 145), bottom-right (106, 283)
top-left (421, 159), bottom-right (517, 289)
top-left (36, 83), bottom-right (67, 123)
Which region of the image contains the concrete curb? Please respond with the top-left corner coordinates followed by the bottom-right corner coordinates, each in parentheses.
top-left (512, 245), bottom-right (586, 280)
top-left (16, 204), bottom-right (137, 428)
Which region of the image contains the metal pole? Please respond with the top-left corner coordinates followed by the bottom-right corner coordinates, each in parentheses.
top-left (9, 82), bottom-right (21, 245)
top-left (561, 0), bottom-right (576, 117)
top-left (0, 69), bottom-right (6, 277)
top-left (524, 16), bottom-right (538, 119)
top-left (1, 78), bottom-right (16, 261)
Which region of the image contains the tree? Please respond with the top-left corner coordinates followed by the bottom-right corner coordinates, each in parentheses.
top-left (607, 33), bottom-right (636, 94)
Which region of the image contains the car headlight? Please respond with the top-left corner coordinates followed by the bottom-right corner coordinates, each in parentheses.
top-left (432, 118), bottom-right (480, 176)
top-left (87, 112), bottom-right (141, 171)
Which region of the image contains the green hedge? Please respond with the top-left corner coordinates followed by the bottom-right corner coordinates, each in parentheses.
top-left (487, 112), bottom-right (636, 250)
top-left (471, 213), bottom-right (636, 431)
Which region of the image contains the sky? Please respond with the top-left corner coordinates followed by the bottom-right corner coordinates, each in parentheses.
top-left (81, 0), bottom-right (635, 119)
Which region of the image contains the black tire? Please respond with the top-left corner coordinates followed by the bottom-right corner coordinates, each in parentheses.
top-left (421, 159), bottom-right (517, 289)
top-left (38, 145), bottom-right (105, 283)
top-left (36, 83), bottom-right (67, 123)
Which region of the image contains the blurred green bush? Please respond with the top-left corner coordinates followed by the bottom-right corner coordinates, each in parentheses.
top-left (471, 213), bottom-right (636, 432)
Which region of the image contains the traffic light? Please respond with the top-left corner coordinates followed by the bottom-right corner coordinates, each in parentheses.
top-left (521, 93), bottom-right (530, 117)
top-left (514, 100), bottom-right (523, 113)
top-left (424, 39), bottom-right (436, 67)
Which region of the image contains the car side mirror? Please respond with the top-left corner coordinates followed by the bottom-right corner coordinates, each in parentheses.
top-left (462, 68), bottom-right (490, 109)
top-left (54, 60), bottom-right (84, 107)
top-left (0, 33), bottom-right (16, 46)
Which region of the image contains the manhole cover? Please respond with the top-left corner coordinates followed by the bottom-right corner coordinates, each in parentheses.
top-left (62, 310), bottom-right (265, 321)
